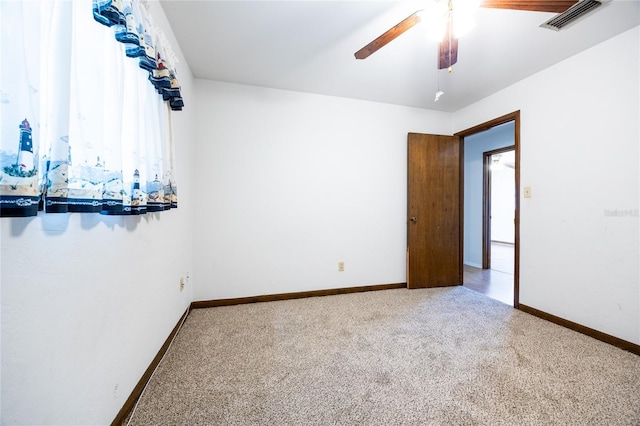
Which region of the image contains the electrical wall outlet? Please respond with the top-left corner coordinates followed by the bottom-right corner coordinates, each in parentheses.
top-left (338, 262), bottom-right (345, 272)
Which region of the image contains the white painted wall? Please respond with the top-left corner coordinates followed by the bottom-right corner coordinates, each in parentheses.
top-left (0, 2), bottom-right (195, 424)
top-left (463, 123), bottom-right (514, 267)
top-left (454, 26), bottom-right (640, 345)
top-left (192, 81), bottom-right (452, 301)
top-left (491, 160), bottom-right (515, 244)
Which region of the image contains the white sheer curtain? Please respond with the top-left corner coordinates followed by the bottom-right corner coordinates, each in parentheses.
top-left (0, 0), bottom-right (183, 217)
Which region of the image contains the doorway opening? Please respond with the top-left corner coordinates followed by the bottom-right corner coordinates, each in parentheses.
top-left (456, 112), bottom-right (520, 307)
top-left (483, 147), bottom-right (515, 272)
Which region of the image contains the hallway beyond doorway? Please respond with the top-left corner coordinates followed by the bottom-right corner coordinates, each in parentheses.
top-left (489, 242), bottom-right (514, 275)
top-left (464, 242), bottom-right (514, 305)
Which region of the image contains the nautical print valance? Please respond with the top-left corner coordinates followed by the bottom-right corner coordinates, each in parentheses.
top-left (92, 0), bottom-right (184, 111)
top-left (0, 0), bottom-right (183, 217)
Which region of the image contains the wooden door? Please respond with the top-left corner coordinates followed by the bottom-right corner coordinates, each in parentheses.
top-left (407, 133), bottom-right (462, 288)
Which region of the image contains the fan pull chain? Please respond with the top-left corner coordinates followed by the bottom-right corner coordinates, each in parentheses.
top-left (434, 69), bottom-right (444, 102)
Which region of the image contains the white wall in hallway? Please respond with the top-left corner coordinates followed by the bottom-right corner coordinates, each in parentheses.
top-left (491, 159), bottom-right (515, 244)
top-left (454, 26), bottom-right (640, 345)
top-left (192, 80), bottom-right (452, 301)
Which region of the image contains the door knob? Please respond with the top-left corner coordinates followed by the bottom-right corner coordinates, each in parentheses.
top-left (410, 217), bottom-right (417, 223)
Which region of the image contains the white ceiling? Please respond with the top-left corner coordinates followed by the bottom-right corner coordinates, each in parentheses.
top-left (159, 0), bottom-right (640, 112)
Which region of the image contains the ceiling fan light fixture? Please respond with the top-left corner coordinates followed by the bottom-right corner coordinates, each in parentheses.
top-left (422, 0), bottom-right (481, 42)
top-left (452, 0), bottom-right (481, 37)
top-left (452, 13), bottom-right (477, 38)
top-left (457, 0), bottom-right (482, 13)
top-left (420, 3), bottom-right (449, 42)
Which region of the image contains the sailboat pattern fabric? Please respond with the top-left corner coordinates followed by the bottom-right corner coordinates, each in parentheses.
top-left (0, 0), bottom-right (183, 217)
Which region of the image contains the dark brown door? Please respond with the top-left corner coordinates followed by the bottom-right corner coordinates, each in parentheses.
top-left (407, 133), bottom-right (462, 288)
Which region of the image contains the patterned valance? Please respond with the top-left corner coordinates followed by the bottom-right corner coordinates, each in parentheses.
top-left (93, 0), bottom-right (184, 111)
top-left (0, 0), bottom-right (182, 217)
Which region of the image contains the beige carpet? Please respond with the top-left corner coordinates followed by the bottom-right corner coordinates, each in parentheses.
top-left (126, 287), bottom-right (640, 425)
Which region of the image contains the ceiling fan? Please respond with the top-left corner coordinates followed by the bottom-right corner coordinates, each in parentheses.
top-left (354, 0), bottom-right (603, 70)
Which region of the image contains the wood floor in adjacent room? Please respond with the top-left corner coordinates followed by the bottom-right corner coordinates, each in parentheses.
top-left (463, 242), bottom-right (514, 306)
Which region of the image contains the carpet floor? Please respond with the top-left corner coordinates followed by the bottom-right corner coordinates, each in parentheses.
top-left (126, 287), bottom-right (640, 425)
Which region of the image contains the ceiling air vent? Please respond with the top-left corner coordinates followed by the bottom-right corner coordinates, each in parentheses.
top-left (540, 0), bottom-right (606, 31)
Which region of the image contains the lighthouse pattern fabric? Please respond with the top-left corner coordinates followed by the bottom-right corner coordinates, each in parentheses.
top-left (0, 0), bottom-right (41, 217)
top-left (0, 118), bottom-right (40, 216)
top-left (17, 119), bottom-right (34, 172)
top-left (92, 0), bottom-right (184, 110)
top-left (1, 0), bottom-right (181, 217)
